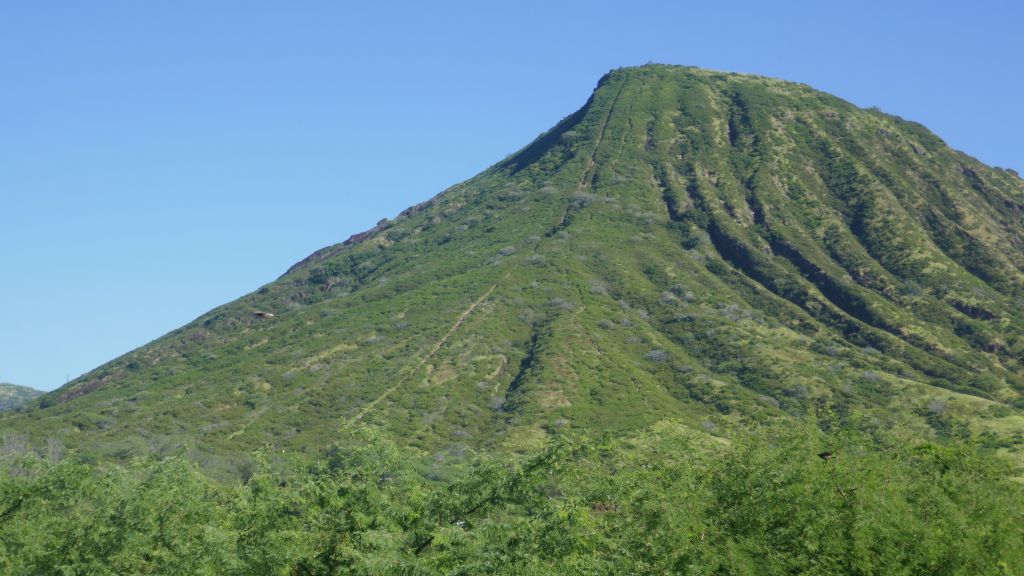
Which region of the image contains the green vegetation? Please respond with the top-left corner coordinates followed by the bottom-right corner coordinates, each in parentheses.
top-left (3, 65), bottom-right (1023, 474)
top-left (2, 421), bottom-right (1021, 575)
top-left (0, 385), bottom-right (42, 413)
top-left (1, 64), bottom-right (1023, 567)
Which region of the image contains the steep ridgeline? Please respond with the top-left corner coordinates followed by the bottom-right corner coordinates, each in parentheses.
top-left (3, 65), bottom-right (1023, 473)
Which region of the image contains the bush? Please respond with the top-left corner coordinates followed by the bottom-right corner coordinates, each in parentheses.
top-left (0, 423), bottom-right (1020, 574)
top-left (645, 349), bottom-right (669, 363)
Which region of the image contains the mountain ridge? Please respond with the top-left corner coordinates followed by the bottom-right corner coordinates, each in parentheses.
top-left (3, 64), bottom-right (1023, 475)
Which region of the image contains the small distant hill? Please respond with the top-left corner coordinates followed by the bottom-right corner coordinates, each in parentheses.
top-left (0, 383), bottom-right (43, 412)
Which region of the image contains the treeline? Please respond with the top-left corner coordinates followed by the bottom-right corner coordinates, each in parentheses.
top-left (1, 422), bottom-right (1021, 575)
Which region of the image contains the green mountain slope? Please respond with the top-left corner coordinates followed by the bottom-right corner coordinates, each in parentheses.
top-left (0, 384), bottom-right (42, 413)
top-left (3, 65), bottom-right (1023, 474)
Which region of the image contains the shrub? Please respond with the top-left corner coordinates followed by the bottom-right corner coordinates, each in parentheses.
top-left (645, 349), bottom-right (669, 362)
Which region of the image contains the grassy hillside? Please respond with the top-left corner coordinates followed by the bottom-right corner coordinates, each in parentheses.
top-left (2, 65), bottom-right (1023, 478)
top-left (0, 384), bottom-right (42, 413)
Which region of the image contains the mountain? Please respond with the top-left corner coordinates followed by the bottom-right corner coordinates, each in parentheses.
top-left (0, 383), bottom-right (43, 412)
top-left (2, 64), bottom-right (1023, 476)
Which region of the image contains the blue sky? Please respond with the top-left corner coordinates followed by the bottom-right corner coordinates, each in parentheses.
top-left (1, 1), bottom-right (1021, 391)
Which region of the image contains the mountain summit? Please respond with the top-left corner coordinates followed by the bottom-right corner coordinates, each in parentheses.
top-left (4, 65), bottom-right (1023, 471)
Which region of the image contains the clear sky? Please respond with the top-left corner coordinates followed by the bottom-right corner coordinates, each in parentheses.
top-left (1, 1), bottom-right (1021, 391)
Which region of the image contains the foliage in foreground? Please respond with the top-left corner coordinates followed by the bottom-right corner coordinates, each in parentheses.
top-left (1, 422), bottom-right (1022, 575)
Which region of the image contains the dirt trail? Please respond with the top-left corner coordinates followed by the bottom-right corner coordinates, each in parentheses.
top-left (552, 81), bottom-right (628, 231)
top-left (355, 81), bottom-right (628, 422)
top-left (353, 269), bottom-right (514, 420)
top-left (612, 81), bottom-right (644, 166)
